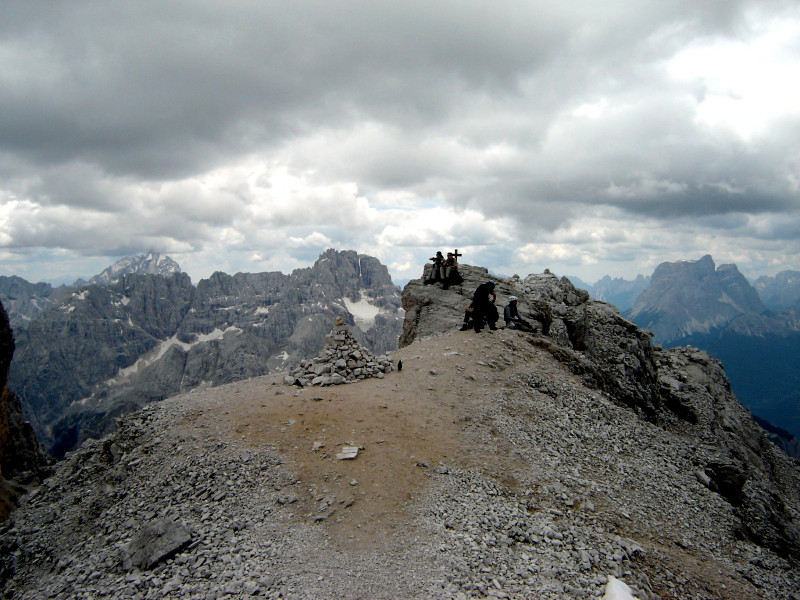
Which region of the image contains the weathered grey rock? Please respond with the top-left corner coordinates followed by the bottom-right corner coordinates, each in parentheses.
top-left (1, 261), bottom-right (799, 600)
top-left (87, 251), bottom-right (181, 287)
top-left (122, 518), bottom-right (193, 571)
top-left (401, 262), bottom-right (800, 560)
top-left (0, 276), bottom-right (73, 332)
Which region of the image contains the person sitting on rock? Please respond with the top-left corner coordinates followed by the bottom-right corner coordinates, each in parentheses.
top-left (425, 251), bottom-right (445, 284)
top-left (503, 296), bottom-right (533, 332)
top-left (471, 281), bottom-right (498, 333)
top-left (442, 252), bottom-right (462, 289)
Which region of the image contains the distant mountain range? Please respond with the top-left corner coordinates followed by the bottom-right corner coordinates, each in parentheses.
top-left (569, 274), bottom-right (650, 313)
top-left (574, 256), bottom-right (800, 455)
top-left (572, 261), bottom-right (800, 315)
top-left (1, 250), bottom-right (403, 457)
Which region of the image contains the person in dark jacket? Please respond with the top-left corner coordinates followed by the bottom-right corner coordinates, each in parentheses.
top-left (471, 281), bottom-right (498, 332)
top-left (503, 296), bottom-right (533, 332)
top-left (425, 251), bottom-right (445, 284)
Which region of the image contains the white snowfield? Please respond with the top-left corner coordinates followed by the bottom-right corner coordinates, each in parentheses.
top-left (110, 327), bottom-right (242, 384)
top-left (343, 291), bottom-right (382, 332)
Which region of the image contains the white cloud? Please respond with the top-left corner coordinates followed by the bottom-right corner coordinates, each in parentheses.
top-left (0, 1), bottom-right (798, 285)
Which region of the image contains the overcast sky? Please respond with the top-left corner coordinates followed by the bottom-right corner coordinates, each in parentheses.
top-left (1, 1), bottom-right (799, 286)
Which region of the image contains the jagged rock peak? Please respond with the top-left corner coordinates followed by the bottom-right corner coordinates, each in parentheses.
top-left (8, 249), bottom-right (403, 457)
top-left (754, 269), bottom-right (800, 311)
top-left (85, 251), bottom-right (182, 286)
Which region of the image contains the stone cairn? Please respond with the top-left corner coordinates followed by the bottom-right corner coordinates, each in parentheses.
top-left (284, 318), bottom-right (393, 387)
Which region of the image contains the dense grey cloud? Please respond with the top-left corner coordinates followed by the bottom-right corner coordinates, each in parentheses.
top-left (1, 1), bottom-right (798, 284)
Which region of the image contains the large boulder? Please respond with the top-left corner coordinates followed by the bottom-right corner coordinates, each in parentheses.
top-left (122, 518), bottom-right (193, 571)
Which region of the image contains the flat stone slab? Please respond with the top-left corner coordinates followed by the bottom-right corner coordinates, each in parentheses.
top-left (122, 518), bottom-right (193, 571)
top-left (336, 446), bottom-right (359, 460)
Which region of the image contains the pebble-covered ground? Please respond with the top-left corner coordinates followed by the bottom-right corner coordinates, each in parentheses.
top-left (2, 328), bottom-right (798, 599)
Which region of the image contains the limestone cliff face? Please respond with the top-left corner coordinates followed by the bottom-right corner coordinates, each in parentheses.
top-left (400, 263), bottom-right (800, 558)
top-left (0, 301), bottom-right (51, 521)
top-left (0, 276), bottom-right (72, 332)
top-left (8, 250), bottom-right (402, 457)
top-left (10, 272), bottom-right (195, 442)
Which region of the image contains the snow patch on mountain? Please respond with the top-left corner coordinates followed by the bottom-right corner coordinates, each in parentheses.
top-left (109, 327), bottom-right (243, 384)
top-left (343, 291), bottom-right (382, 332)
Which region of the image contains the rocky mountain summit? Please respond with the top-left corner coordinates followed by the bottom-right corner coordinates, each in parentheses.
top-left (0, 252), bottom-right (180, 332)
top-left (81, 250), bottom-right (182, 287)
top-left (753, 270), bottom-right (800, 312)
top-left (1, 263), bottom-right (798, 599)
top-left (8, 250), bottom-right (403, 457)
top-left (0, 276), bottom-right (72, 332)
top-left (627, 255), bottom-right (765, 344)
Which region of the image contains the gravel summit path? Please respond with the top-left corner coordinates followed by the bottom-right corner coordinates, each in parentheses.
top-left (4, 328), bottom-right (798, 599)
